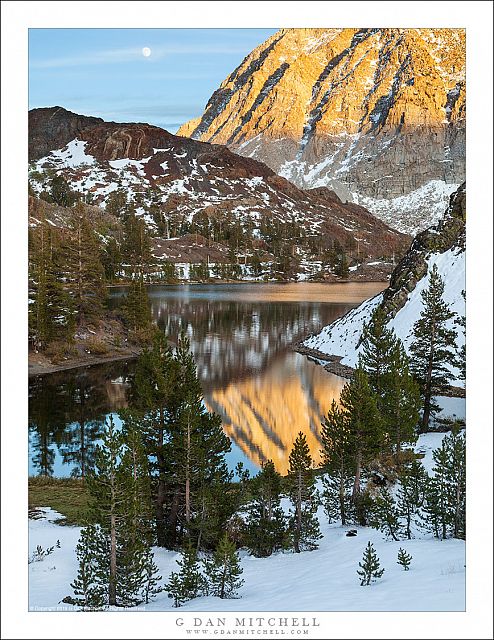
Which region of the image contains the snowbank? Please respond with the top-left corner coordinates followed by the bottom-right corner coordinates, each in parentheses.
top-left (29, 492), bottom-right (465, 612)
top-left (304, 247), bottom-right (465, 386)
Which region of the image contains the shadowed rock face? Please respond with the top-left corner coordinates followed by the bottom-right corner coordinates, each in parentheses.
top-left (29, 107), bottom-right (410, 259)
top-left (381, 182), bottom-right (466, 318)
top-left (178, 28), bottom-right (465, 229)
top-left (28, 107), bottom-right (103, 162)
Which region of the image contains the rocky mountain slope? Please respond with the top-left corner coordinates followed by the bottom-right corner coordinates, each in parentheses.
top-left (29, 107), bottom-right (408, 260)
top-left (301, 183), bottom-right (466, 387)
top-left (178, 28), bottom-right (465, 234)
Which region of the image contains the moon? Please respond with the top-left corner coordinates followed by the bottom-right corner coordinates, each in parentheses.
top-left (142, 47), bottom-right (151, 58)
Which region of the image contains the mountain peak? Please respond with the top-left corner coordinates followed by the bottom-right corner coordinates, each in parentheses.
top-left (177, 28), bottom-right (465, 233)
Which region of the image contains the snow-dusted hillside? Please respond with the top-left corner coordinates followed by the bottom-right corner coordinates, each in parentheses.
top-left (304, 247), bottom-right (465, 386)
top-left (28, 108), bottom-right (409, 260)
top-left (303, 182), bottom-right (466, 387)
top-left (353, 180), bottom-right (460, 235)
top-left (29, 430), bottom-right (465, 613)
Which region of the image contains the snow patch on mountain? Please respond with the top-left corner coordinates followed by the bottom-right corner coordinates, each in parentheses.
top-left (42, 139), bottom-right (96, 169)
top-left (304, 247), bottom-right (465, 386)
top-left (277, 158), bottom-right (458, 234)
top-left (353, 181), bottom-right (460, 235)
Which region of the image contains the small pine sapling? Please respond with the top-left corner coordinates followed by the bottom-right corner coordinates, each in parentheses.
top-left (397, 547), bottom-right (412, 571)
top-left (165, 542), bottom-right (204, 607)
top-left (370, 487), bottom-right (402, 541)
top-left (65, 525), bottom-right (108, 610)
top-left (203, 533), bottom-right (244, 599)
top-left (357, 541), bottom-right (385, 586)
top-left (28, 544), bottom-right (55, 564)
top-left (141, 548), bottom-right (164, 604)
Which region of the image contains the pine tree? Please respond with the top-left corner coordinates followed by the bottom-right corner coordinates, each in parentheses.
top-left (359, 309), bottom-right (419, 452)
top-left (87, 415), bottom-right (125, 606)
top-left (130, 333), bottom-right (231, 550)
top-left (130, 333), bottom-right (178, 547)
top-left (287, 432), bottom-right (321, 553)
top-left (29, 216), bottom-right (74, 350)
top-left (409, 264), bottom-right (458, 431)
top-left (250, 252), bottom-right (263, 277)
top-left (165, 541), bottom-right (205, 607)
top-left (119, 412), bottom-right (154, 545)
top-left (62, 202), bottom-right (107, 324)
top-left (335, 252), bottom-right (349, 278)
top-left (116, 413), bottom-right (161, 606)
top-left (382, 343), bottom-right (420, 452)
top-left (321, 475), bottom-right (354, 525)
top-left (370, 487), bottom-right (402, 541)
top-left (320, 400), bottom-right (353, 525)
top-left (339, 366), bottom-right (383, 512)
top-left (102, 237), bottom-right (122, 283)
top-left (168, 334), bottom-right (231, 548)
top-left (455, 290), bottom-right (466, 383)
top-left (397, 547), bottom-right (412, 571)
top-left (106, 189), bottom-right (128, 217)
top-left (359, 306), bottom-right (398, 397)
top-left (50, 175), bottom-right (76, 207)
top-left (245, 460), bottom-right (287, 557)
top-left (396, 460), bottom-right (428, 539)
top-left (203, 533), bottom-right (244, 599)
top-left (422, 428), bottom-right (466, 539)
top-left (141, 547), bottom-right (165, 604)
top-left (80, 415), bottom-right (162, 607)
top-left (66, 525), bottom-right (108, 610)
top-left (121, 211), bottom-right (152, 279)
top-left (357, 541), bottom-right (385, 586)
top-left (122, 276), bottom-right (152, 336)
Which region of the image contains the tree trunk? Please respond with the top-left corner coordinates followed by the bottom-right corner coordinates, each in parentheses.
top-left (197, 494), bottom-right (206, 551)
top-left (220, 562), bottom-right (227, 599)
top-left (155, 461), bottom-right (167, 547)
top-left (421, 392), bottom-right (432, 433)
top-left (339, 465), bottom-right (346, 526)
top-left (155, 407), bottom-right (167, 546)
top-left (185, 416), bottom-right (191, 525)
top-left (109, 514), bottom-right (117, 606)
top-left (294, 470), bottom-right (302, 553)
top-left (352, 450), bottom-right (362, 500)
top-left (168, 489), bottom-right (180, 547)
top-left (454, 477), bottom-right (461, 538)
top-left (421, 334), bottom-right (436, 432)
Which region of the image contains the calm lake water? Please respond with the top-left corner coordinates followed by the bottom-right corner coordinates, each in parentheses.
top-left (28, 282), bottom-right (386, 477)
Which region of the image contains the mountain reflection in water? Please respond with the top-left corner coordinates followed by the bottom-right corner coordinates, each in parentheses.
top-left (29, 282), bottom-right (385, 476)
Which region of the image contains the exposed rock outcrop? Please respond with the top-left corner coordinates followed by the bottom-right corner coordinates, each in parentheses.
top-left (28, 107), bottom-right (103, 162)
top-left (178, 28), bottom-right (465, 232)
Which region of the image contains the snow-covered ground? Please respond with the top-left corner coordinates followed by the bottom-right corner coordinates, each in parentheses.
top-left (304, 246), bottom-right (465, 387)
top-left (29, 430), bottom-right (465, 613)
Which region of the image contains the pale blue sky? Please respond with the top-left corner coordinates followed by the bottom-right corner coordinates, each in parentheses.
top-left (29, 28), bottom-right (277, 132)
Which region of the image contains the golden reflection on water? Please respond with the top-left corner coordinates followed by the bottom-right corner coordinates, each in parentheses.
top-left (30, 283), bottom-right (387, 477)
top-left (205, 352), bottom-right (346, 474)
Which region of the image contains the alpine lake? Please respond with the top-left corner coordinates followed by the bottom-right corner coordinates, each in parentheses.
top-left (28, 281), bottom-right (386, 478)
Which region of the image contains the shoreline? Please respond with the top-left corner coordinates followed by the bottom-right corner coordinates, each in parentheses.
top-left (28, 349), bottom-right (141, 378)
top-left (293, 341), bottom-right (466, 398)
top-left (28, 280), bottom-right (387, 378)
top-left (107, 277), bottom-right (390, 289)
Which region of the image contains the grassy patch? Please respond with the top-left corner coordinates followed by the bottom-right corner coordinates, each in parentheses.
top-left (28, 476), bottom-right (92, 526)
